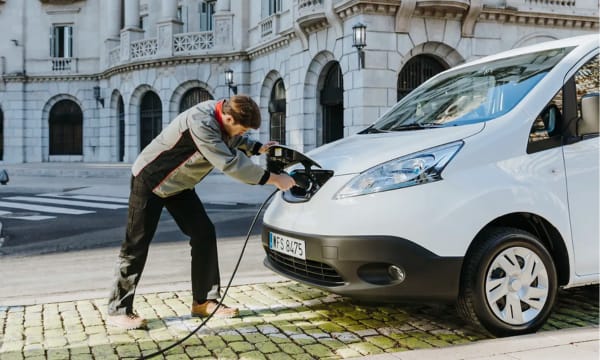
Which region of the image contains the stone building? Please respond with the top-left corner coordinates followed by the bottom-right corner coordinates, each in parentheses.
top-left (0, 0), bottom-right (597, 164)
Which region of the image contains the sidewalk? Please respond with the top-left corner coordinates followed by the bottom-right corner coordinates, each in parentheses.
top-left (0, 162), bottom-right (598, 360)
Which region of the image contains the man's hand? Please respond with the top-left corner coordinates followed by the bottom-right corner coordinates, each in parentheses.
top-left (267, 172), bottom-right (296, 191)
top-left (259, 141), bottom-right (279, 154)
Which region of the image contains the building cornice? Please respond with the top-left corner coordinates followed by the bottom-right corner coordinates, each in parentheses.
top-left (247, 33), bottom-right (294, 59)
top-left (102, 52), bottom-right (248, 78)
top-left (2, 74), bottom-right (97, 83)
top-left (478, 8), bottom-right (598, 29)
top-left (335, 0), bottom-right (598, 31)
top-left (2, 52), bottom-right (251, 83)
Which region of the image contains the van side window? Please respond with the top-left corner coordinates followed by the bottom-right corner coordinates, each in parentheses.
top-left (527, 90), bottom-right (564, 152)
top-left (574, 54), bottom-right (599, 135)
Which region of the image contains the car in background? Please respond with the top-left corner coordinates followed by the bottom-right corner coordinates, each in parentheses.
top-left (262, 34), bottom-right (599, 337)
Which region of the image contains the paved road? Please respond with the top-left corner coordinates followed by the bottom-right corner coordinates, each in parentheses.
top-left (0, 190), bottom-right (264, 256)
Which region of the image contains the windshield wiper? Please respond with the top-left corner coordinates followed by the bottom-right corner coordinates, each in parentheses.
top-left (359, 126), bottom-right (387, 134)
top-left (390, 123), bottom-right (444, 131)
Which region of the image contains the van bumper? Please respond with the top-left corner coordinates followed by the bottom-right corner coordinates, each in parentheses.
top-left (262, 225), bottom-right (463, 302)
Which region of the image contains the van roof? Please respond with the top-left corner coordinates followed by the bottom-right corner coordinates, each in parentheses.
top-left (452, 34), bottom-right (598, 70)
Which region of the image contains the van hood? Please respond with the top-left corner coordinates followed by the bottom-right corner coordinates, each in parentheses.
top-left (304, 123), bottom-right (484, 175)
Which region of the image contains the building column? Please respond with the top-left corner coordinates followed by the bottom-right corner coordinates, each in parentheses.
top-left (157, 0), bottom-right (182, 57)
top-left (161, 0), bottom-right (178, 19)
top-left (103, 0), bottom-right (122, 68)
top-left (216, 0), bottom-right (231, 12)
top-left (213, 0), bottom-right (234, 50)
top-left (124, 0), bottom-right (140, 29)
top-left (120, 0), bottom-right (143, 62)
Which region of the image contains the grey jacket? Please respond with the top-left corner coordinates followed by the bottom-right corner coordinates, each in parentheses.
top-left (132, 100), bottom-right (268, 198)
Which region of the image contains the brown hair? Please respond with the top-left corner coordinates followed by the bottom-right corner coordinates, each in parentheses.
top-left (222, 95), bottom-right (261, 129)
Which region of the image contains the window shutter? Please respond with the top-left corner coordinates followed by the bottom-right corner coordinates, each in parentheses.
top-left (49, 26), bottom-right (55, 57)
top-left (261, 0), bottom-right (269, 19)
top-left (66, 26), bottom-right (72, 58)
top-left (199, 2), bottom-right (207, 31)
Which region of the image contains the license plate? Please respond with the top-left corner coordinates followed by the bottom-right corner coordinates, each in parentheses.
top-left (269, 232), bottom-right (306, 260)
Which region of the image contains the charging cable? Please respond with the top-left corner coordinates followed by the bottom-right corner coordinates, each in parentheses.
top-left (139, 189), bottom-right (279, 359)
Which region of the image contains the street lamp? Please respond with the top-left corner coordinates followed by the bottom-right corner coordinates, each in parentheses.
top-left (352, 22), bottom-right (367, 69)
top-left (93, 86), bottom-right (105, 108)
top-left (224, 68), bottom-right (238, 96)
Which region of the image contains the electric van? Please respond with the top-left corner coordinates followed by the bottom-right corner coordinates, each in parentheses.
top-left (262, 34), bottom-right (599, 337)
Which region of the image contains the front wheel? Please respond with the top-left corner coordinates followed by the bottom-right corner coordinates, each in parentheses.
top-left (457, 227), bottom-right (558, 337)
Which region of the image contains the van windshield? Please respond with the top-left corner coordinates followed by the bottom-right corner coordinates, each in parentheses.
top-left (367, 47), bottom-right (573, 132)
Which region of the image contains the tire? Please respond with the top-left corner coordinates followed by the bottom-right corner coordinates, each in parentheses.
top-left (457, 226), bottom-right (558, 337)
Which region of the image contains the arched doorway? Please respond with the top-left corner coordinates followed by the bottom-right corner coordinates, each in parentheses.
top-left (49, 99), bottom-right (83, 155)
top-left (179, 87), bottom-right (213, 113)
top-left (269, 79), bottom-right (286, 145)
top-left (320, 63), bottom-right (344, 145)
top-left (397, 55), bottom-right (446, 101)
top-left (140, 91), bottom-right (162, 151)
top-left (117, 96), bottom-right (125, 162)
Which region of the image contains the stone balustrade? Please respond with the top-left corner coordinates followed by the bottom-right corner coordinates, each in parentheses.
top-left (173, 31), bottom-right (214, 55)
top-left (130, 38), bottom-right (158, 60)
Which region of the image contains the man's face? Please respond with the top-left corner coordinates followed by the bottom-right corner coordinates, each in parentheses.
top-left (222, 114), bottom-right (251, 137)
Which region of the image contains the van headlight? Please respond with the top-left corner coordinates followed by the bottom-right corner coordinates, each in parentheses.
top-left (334, 141), bottom-right (463, 199)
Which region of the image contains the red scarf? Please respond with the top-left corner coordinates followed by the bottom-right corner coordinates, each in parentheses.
top-left (215, 100), bottom-right (226, 133)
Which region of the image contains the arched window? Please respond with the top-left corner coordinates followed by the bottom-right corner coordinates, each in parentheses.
top-left (320, 63), bottom-right (344, 145)
top-left (397, 55), bottom-right (446, 101)
top-left (117, 96), bottom-right (125, 162)
top-left (269, 79), bottom-right (286, 145)
top-left (179, 87), bottom-right (213, 113)
top-left (49, 99), bottom-right (83, 155)
top-left (140, 92), bottom-right (162, 151)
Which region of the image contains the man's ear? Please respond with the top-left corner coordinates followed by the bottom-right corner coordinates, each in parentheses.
top-left (222, 114), bottom-right (235, 125)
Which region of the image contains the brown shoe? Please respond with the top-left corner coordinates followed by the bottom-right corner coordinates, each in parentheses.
top-left (106, 313), bottom-right (147, 330)
top-left (191, 300), bottom-right (239, 318)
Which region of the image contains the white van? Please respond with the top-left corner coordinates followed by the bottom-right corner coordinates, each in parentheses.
top-left (262, 34), bottom-right (599, 337)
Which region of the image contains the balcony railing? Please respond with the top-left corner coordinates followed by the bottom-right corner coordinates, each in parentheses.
top-left (298, 0), bottom-right (323, 9)
top-left (296, 0), bottom-right (326, 30)
top-left (259, 14), bottom-right (281, 38)
top-left (51, 57), bottom-right (76, 73)
top-left (108, 47), bottom-right (120, 68)
top-left (23, 57), bottom-right (102, 75)
top-left (39, 0), bottom-right (81, 3)
top-left (131, 38), bottom-right (158, 60)
top-left (173, 31), bottom-right (214, 55)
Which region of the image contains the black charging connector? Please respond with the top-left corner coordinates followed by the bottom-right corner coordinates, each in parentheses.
top-left (266, 145), bottom-right (323, 192)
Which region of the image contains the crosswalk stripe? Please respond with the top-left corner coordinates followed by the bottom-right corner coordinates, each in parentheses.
top-left (3, 215), bottom-right (56, 221)
top-left (3, 196), bottom-right (128, 210)
top-left (0, 201), bottom-right (94, 215)
top-left (39, 194), bottom-right (129, 204)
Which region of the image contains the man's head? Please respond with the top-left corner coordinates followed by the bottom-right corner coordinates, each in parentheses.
top-left (221, 95), bottom-right (261, 136)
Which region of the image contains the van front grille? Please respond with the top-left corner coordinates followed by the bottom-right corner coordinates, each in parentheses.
top-left (265, 247), bottom-right (344, 286)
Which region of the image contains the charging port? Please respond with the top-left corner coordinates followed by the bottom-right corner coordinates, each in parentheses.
top-left (266, 145), bottom-right (333, 202)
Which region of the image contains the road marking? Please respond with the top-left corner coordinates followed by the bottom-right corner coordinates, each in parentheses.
top-left (4, 196), bottom-right (127, 209)
top-left (2, 215), bottom-right (56, 221)
top-left (0, 201), bottom-right (94, 215)
top-left (39, 194), bottom-right (129, 204)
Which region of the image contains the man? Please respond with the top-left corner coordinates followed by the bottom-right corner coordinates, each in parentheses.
top-left (107, 95), bottom-right (295, 330)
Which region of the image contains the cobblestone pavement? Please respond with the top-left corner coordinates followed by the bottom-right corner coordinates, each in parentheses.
top-left (0, 281), bottom-right (597, 360)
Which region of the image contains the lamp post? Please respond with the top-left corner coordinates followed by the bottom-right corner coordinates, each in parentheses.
top-left (352, 22), bottom-right (367, 69)
top-left (93, 86), bottom-right (104, 108)
top-left (224, 68), bottom-right (238, 96)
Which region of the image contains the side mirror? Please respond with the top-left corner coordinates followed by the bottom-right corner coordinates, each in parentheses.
top-left (578, 92), bottom-right (599, 138)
